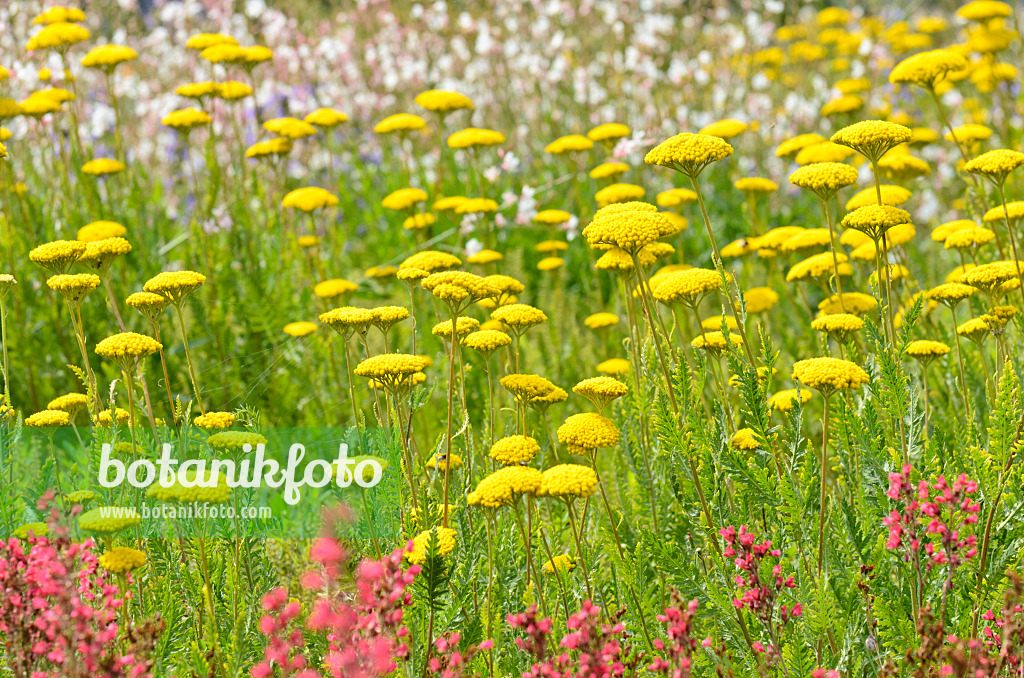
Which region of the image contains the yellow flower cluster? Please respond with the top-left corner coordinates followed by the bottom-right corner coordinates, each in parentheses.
top-left (194, 411), bottom-right (236, 428)
top-left (406, 526), bottom-right (457, 563)
top-left (926, 282), bottom-right (976, 305)
top-left (374, 113), bottom-right (426, 134)
top-left (792, 357), bottom-right (870, 395)
top-left (583, 202), bottom-right (669, 254)
top-left (788, 162), bottom-right (859, 198)
top-left (845, 185), bottom-right (912, 210)
top-left (382, 187), bottom-right (429, 210)
top-left (587, 123), bottom-right (631, 142)
top-left (489, 435), bottom-right (541, 465)
top-left (47, 393), bottom-right (89, 412)
top-left (94, 332), bottom-right (163, 361)
top-left (594, 183), bottom-right (645, 207)
top-left (47, 274), bottom-right (100, 302)
top-left (730, 428), bottom-right (760, 451)
top-left (447, 128), bottom-right (504, 149)
top-left (25, 410), bottom-right (70, 427)
top-left (964, 149), bottom-right (1024, 180)
top-left (644, 132), bottom-right (733, 177)
top-left (29, 240), bottom-right (87, 273)
top-left (734, 177), bottom-right (778, 193)
top-left (810, 313), bottom-right (864, 339)
top-left (584, 312), bottom-right (619, 329)
top-left (79, 237), bottom-right (132, 273)
top-left (319, 306), bottom-right (374, 333)
top-left (889, 49), bottom-right (968, 89)
top-left (415, 89), bottom-right (473, 112)
top-left (768, 388), bottom-right (812, 412)
top-left (314, 278), bottom-right (358, 299)
top-left (144, 270), bottom-right (206, 303)
top-left (282, 187), bottom-right (339, 211)
top-left (544, 134), bottom-right (593, 154)
top-left (962, 262), bottom-right (1020, 293)
top-left (99, 546), bottom-right (147, 574)
top-left (147, 469), bottom-right (232, 503)
top-left (541, 554), bottom-right (576, 574)
top-left (557, 412), bottom-right (619, 453)
top-left (422, 271), bottom-right (500, 305)
top-left (462, 329), bottom-right (512, 353)
top-left (841, 205), bottom-right (912, 241)
top-left (787, 252), bottom-right (851, 282)
top-left (206, 431), bottom-right (268, 452)
top-left (573, 376), bottom-right (627, 410)
top-left (691, 330), bottom-right (743, 353)
top-left (537, 464), bottom-right (598, 500)
top-left (906, 340), bottom-right (951, 360)
top-left (432, 316), bottom-right (480, 338)
top-left (372, 306), bottom-right (410, 331)
top-left (500, 374), bottom-right (567, 407)
top-left (78, 507), bottom-right (141, 534)
top-left (467, 466), bottom-right (543, 507)
top-left (354, 354), bottom-right (429, 385)
top-left (830, 120), bottom-right (911, 161)
top-left (652, 268), bottom-right (722, 306)
top-left (491, 303), bottom-right (547, 330)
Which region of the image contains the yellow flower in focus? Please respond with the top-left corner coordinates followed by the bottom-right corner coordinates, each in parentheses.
top-left (194, 411), bottom-right (236, 428)
top-left (769, 388), bottom-right (812, 412)
top-left (99, 547), bottom-right (147, 574)
top-left (730, 428), bottom-right (760, 451)
top-left (645, 133), bottom-right (733, 177)
top-left (26, 410), bottom-right (70, 427)
top-left (537, 464), bottom-right (598, 500)
top-left (489, 435), bottom-right (541, 466)
top-left (792, 357), bottom-right (870, 396)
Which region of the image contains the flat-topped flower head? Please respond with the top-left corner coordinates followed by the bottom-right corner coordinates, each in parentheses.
top-left (958, 1), bottom-right (1011, 22)
top-left (382, 187), bottom-right (428, 211)
top-left (831, 120), bottom-right (912, 163)
top-left (47, 274), bottom-right (100, 304)
top-left (730, 428), bottom-right (760, 451)
top-left (788, 162), bottom-right (859, 199)
top-left (932, 220), bottom-right (977, 242)
top-left (371, 306), bottom-right (410, 332)
top-left (455, 198), bottom-right (499, 215)
top-left (906, 340), bottom-right (951, 364)
top-left (946, 124), bottom-right (992, 144)
top-left (927, 282), bottom-right (976, 307)
top-left (354, 354), bottom-right (429, 390)
top-left (743, 287), bottom-right (779, 313)
top-left (284, 321), bottom-right (317, 337)
top-left (644, 132), bottom-right (733, 177)
top-left (787, 252), bottom-right (852, 282)
top-left (491, 303), bottom-right (547, 332)
top-left (47, 392), bottom-right (88, 413)
top-left (653, 268), bottom-right (723, 307)
top-left (77, 221), bottom-right (126, 242)
top-left (462, 329), bottom-right (512, 355)
top-left (957, 317), bottom-right (991, 343)
top-left (983, 202), bottom-right (1024, 227)
top-left (78, 237), bottom-right (132, 274)
top-left (319, 306), bottom-right (375, 335)
top-left (26, 410), bottom-right (70, 427)
top-left (161, 108), bottom-right (212, 130)
top-left (776, 133), bottom-right (827, 158)
top-left (780, 229), bottom-right (832, 254)
top-left (965, 149), bottom-right (1024, 184)
top-left (699, 118), bottom-right (747, 138)
top-left (890, 49), bottom-right (969, 89)
top-left (144, 271), bottom-right (206, 304)
top-left (205, 431), bottom-right (267, 455)
top-left (792, 357), bottom-right (870, 396)
top-left (594, 183), bottom-right (645, 207)
top-left (95, 333), bottom-right (162, 366)
top-left (282, 187), bottom-right (339, 212)
top-left (537, 464), bottom-right (598, 500)
top-left (422, 271), bottom-right (500, 308)
top-left (405, 527), bottom-right (457, 564)
top-left (945, 227), bottom-right (995, 252)
top-left (245, 138), bottom-right (292, 159)
top-left (587, 122), bottom-right (631, 142)
top-left (544, 134), bottom-right (593, 154)
top-left (467, 467), bottom-right (543, 508)
top-left (573, 376), bottom-right (627, 412)
top-left (303, 107), bottom-right (349, 127)
top-left (34, 7), bottom-right (87, 24)
top-left (415, 89), bottom-right (473, 113)
top-left (400, 250), bottom-right (462, 272)
top-left (99, 547), bottom-right (147, 574)
top-left (489, 435), bottom-right (541, 465)
top-left (818, 292), bottom-right (878, 316)
top-left (533, 209), bottom-right (573, 225)
top-left (542, 554), bottom-right (576, 574)
top-left (962, 262), bottom-right (1021, 294)
top-left (432, 316), bottom-right (480, 339)
top-left (30, 240), bottom-right (87, 274)
top-left (877, 153), bottom-right (931, 180)
top-left (194, 411), bottom-right (236, 428)
top-left (841, 205), bottom-right (912, 242)
top-left (78, 507), bottom-right (140, 534)
top-left (583, 202), bottom-right (670, 254)
top-left (769, 388), bottom-right (812, 412)
top-left (656, 188), bottom-right (698, 207)
top-left (794, 142), bottom-right (856, 165)
top-left (845, 185), bottom-right (912, 210)
top-left (501, 373), bottom-right (561, 406)
top-left (126, 292), bottom-right (170, 323)
top-left (447, 128), bottom-right (504, 149)
top-left (81, 44), bottom-right (138, 70)
top-left (374, 113), bottom-right (426, 134)
top-left (27, 22), bottom-right (90, 51)
top-left (82, 158), bottom-right (126, 176)
top-left (734, 177), bottom-right (778, 193)
top-left (691, 330), bottom-right (743, 354)
top-left (584, 312), bottom-right (619, 330)
top-left (811, 313), bottom-right (864, 342)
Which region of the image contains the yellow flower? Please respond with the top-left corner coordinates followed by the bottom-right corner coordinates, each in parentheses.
top-left (425, 452), bottom-right (462, 471)
top-left (467, 249), bottom-right (503, 265)
top-left (354, 354), bottom-right (429, 389)
top-left (246, 138), bottom-right (292, 158)
top-left (537, 464), bottom-right (598, 500)
top-left (788, 162), bottom-right (859, 199)
top-left (545, 134), bottom-right (593, 154)
top-left (590, 162), bottom-right (630, 180)
top-left (820, 94), bottom-right (864, 117)
top-left (26, 410), bottom-right (70, 427)
top-left (241, 46), bottom-right (273, 64)
top-left (538, 257), bottom-right (564, 272)
top-left (304, 107), bottom-right (349, 127)
top-left (263, 117), bottom-right (316, 140)
top-left (405, 527), bottom-right (457, 564)
top-left (841, 205), bottom-right (912, 242)
top-left (653, 268), bottom-right (722, 306)
top-left (26, 22), bottom-right (90, 51)
top-left (81, 45), bottom-right (138, 69)
top-left (462, 329), bottom-right (512, 354)
top-left (175, 82), bottom-right (218, 100)
top-left (965, 149), bottom-right (1024, 183)
top-left (780, 229), bottom-right (832, 253)
top-left (983, 202), bottom-right (1024, 225)
top-left (962, 262), bottom-right (1021, 293)
top-left (13, 522), bottom-right (49, 539)
top-left (877, 153), bottom-right (930, 180)
top-left (99, 547), bottom-right (147, 574)
top-left (78, 220), bottom-right (127, 242)
top-left (957, 317), bottom-right (991, 342)
top-left (787, 252), bottom-right (852, 282)
top-left (594, 183), bottom-right (645, 207)
top-left (46, 273), bottom-right (100, 303)
top-left (945, 124), bottom-right (992, 144)
top-left (541, 554), bottom-right (576, 574)
top-left (730, 428), bottom-right (760, 451)
top-left (415, 89), bottom-right (473, 112)
top-left (374, 113), bottom-right (426, 134)
top-left (81, 158), bottom-right (126, 176)
top-left (844, 185), bottom-right (912, 211)
top-left (282, 187), bottom-right (339, 211)
top-left (734, 177), bottom-right (778, 193)
top-left (47, 393), bottom-right (88, 413)
top-left (186, 33), bottom-right (238, 50)
top-left (447, 128), bottom-right (504, 149)
top-left (597, 358), bottom-right (630, 375)
top-left (194, 411), bottom-right (236, 428)
top-left (584, 312), bottom-right (619, 330)
top-left (573, 376), bottom-right (627, 411)
top-left (743, 287), bottom-right (779, 313)
top-left (30, 240), bottom-right (87, 274)
top-left (78, 507), bottom-right (141, 534)
top-left (587, 123), bottom-right (631, 142)
top-left (402, 213), bottom-right (436, 231)
top-left (468, 467), bottom-right (543, 508)
top-left (769, 388), bottom-right (812, 412)
top-left (147, 468), bottom-right (232, 503)
top-left (433, 317), bottom-right (480, 339)
top-left (200, 44), bottom-right (246, 63)
top-left (794, 142), bottom-right (856, 165)
top-left (161, 108), bottom-right (212, 130)
top-left (810, 313), bottom-right (864, 341)
top-left (489, 435), bottom-right (541, 465)
top-left (691, 331), bottom-right (743, 354)
top-left (890, 49), bottom-right (969, 89)
top-left (945, 227), bottom-right (996, 251)
top-left (699, 118), bottom-right (748, 138)
top-left (656, 188), bottom-right (698, 208)
top-left (583, 202), bottom-right (669, 254)
top-left (314, 278), bottom-right (358, 299)
top-left (96, 408), bottom-right (130, 426)
top-left (382, 187), bottom-right (429, 211)
top-left (206, 432), bottom-right (267, 455)
top-left (78, 237), bottom-right (132, 274)
top-left (644, 132), bottom-right (733, 177)
top-left (932, 219), bottom-right (977, 242)
top-left (926, 282), bottom-right (976, 306)
top-left (126, 292), bottom-right (170, 321)
top-left (957, 1), bottom-right (1012, 22)
top-left (215, 81), bottom-right (253, 101)
top-left (34, 7), bottom-right (86, 24)
top-left (792, 357), bottom-right (870, 395)
top-left (454, 198), bottom-right (499, 215)
top-left (94, 332), bottom-right (163, 362)
top-left (831, 120), bottom-right (912, 162)
top-left (144, 271), bottom-right (206, 304)
top-left (775, 133), bottom-right (826, 158)
top-left (906, 340), bottom-right (951, 362)
top-left (491, 303), bottom-right (547, 331)
top-left (319, 306), bottom-right (374, 334)
top-left (818, 293), bottom-right (878, 316)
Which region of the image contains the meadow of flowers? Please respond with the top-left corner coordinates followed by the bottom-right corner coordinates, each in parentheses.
top-left (2, 0), bottom-right (1024, 676)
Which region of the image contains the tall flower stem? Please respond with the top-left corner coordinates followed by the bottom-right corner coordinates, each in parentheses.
top-left (511, 500), bottom-right (546, 615)
top-left (442, 305), bottom-right (458, 527)
top-left (817, 395), bottom-right (832, 581)
top-left (0, 295), bottom-right (9, 403)
top-left (174, 304), bottom-right (206, 415)
top-left (997, 183), bottom-right (1024, 311)
top-left (819, 198), bottom-right (846, 311)
top-left (949, 304), bottom-right (974, 426)
top-left (565, 501), bottom-right (595, 601)
top-left (689, 175), bottom-right (759, 372)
